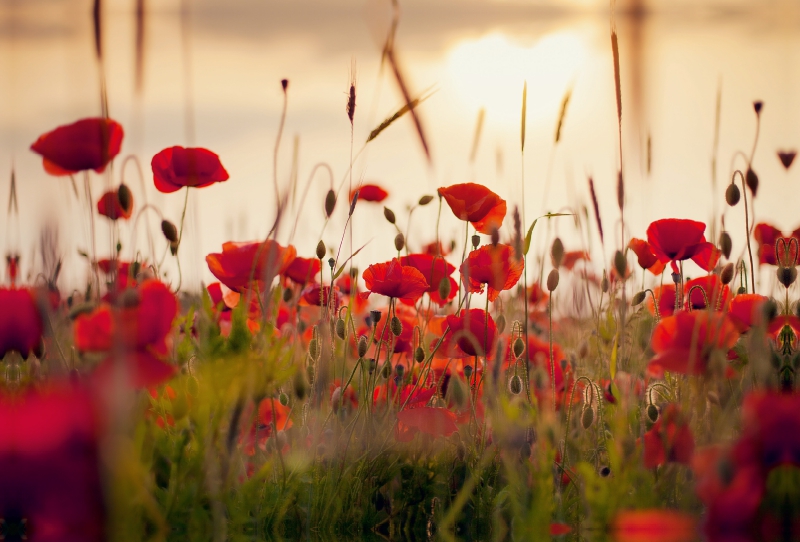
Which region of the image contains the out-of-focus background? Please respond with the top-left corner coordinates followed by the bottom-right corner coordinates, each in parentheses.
top-left (2, 0), bottom-right (799, 289)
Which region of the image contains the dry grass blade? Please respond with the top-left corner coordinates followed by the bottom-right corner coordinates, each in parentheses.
top-left (366, 89), bottom-right (433, 143)
top-left (554, 86), bottom-right (572, 144)
top-left (8, 168), bottom-right (17, 215)
top-left (385, 48), bottom-right (430, 161)
top-left (93, 0), bottom-right (102, 61)
top-left (611, 29), bottom-right (622, 126)
top-left (135, 0), bottom-right (145, 93)
top-left (521, 81), bottom-right (527, 152)
top-left (588, 177), bottom-right (604, 245)
top-left (469, 108), bottom-right (485, 164)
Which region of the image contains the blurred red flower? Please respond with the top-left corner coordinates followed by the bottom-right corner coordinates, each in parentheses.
top-left (460, 244), bottom-right (523, 302)
top-left (438, 183), bottom-right (506, 234)
top-left (558, 250), bottom-right (590, 270)
top-left (350, 183), bottom-right (388, 203)
top-left (0, 287), bottom-right (44, 360)
top-left (437, 308), bottom-right (496, 359)
top-left (643, 404), bottom-right (695, 468)
top-left (646, 284), bottom-right (676, 318)
top-left (362, 258), bottom-right (429, 304)
top-left (396, 406), bottom-right (458, 442)
top-left (685, 275), bottom-right (731, 311)
top-left (206, 240), bottom-right (297, 293)
top-left (753, 222), bottom-right (800, 265)
top-left (645, 218), bottom-right (719, 271)
top-left (97, 185), bottom-right (133, 221)
top-left (74, 279), bottom-right (178, 388)
top-left (628, 238), bottom-right (666, 275)
top-left (283, 256), bottom-right (321, 285)
top-left (727, 294), bottom-right (769, 333)
top-left (30, 117), bottom-right (123, 175)
top-left (399, 253), bottom-right (457, 306)
top-left (151, 146), bottom-right (229, 193)
top-left (737, 391), bottom-right (800, 471)
top-left (610, 509), bottom-right (697, 542)
top-left (300, 284), bottom-right (339, 308)
top-left (649, 311), bottom-right (739, 375)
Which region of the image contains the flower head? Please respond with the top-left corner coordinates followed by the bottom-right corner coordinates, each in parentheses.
top-left (283, 256), bottom-right (321, 285)
top-left (399, 253), bottom-right (457, 306)
top-left (460, 243), bottom-right (523, 302)
top-left (646, 219), bottom-right (719, 271)
top-left (643, 403), bottom-right (695, 468)
top-left (438, 183), bottom-right (506, 234)
top-left (152, 146), bottom-right (229, 193)
top-left (0, 287), bottom-right (44, 360)
top-left (31, 117), bottom-right (123, 175)
top-left (649, 311), bottom-right (739, 375)
top-left (437, 308), bottom-right (496, 359)
top-left (362, 258), bottom-right (429, 304)
top-left (206, 240), bottom-right (297, 293)
top-left (350, 183), bottom-right (388, 203)
top-left (97, 185), bottom-right (134, 221)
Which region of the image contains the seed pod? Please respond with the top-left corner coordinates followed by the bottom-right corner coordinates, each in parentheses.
top-left (325, 189), bottom-right (336, 217)
top-left (495, 314), bottom-right (506, 334)
top-left (753, 100), bottom-right (763, 114)
top-left (414, 346), bottom-right (425, 363)
top-left (720, 263), bottom-right (735, 285)
top-left (513, 337), bottom-right (525, 359)
top-left (327, 257), bottom-right (335, 270)
top-left (117, 184), bottom-right (133, 213)
top-left (357, 336), bottom-right (368, 358)
top-left (281, 78), bottom-right (289, 91)
top-left (438, 276), bottom-right (451, 301)
top-left (646, 403), bottom-right (659, 423)
top-left (745, 167), bottom-right (759, 196)
top-left (335, 318), bottom-right (346, 339)
top-left (161, 220), bottom-right (179, 243)
top-left (394, 233), bottom-right (405, 252)
top-left (293, 369), bottom-right (308, 400)
top-left (581, 407), bottom-right (594, 429)
top-left (631, 291), bottom-right (646, 306)
top-left (508, 374), bottom-right (523, 395)
top-left (599, 465), bottom-right (611, 477)
top-left (306, 364), bottom-right (315, 386)
top-left (309, 338), bottom-right (320, 361)
top-left (279, 392), bottom-right (289, 406)
top-left (390, 316), bottom-right (403, 337)
top-left (777, 266), bottom-right (797, 288)
top-left (472, 234), bottom-right (481, 249)
top-left (463, 365), bottom-right (473, 378)
top-left (418, 195), bottom-right (434, 206)
top-left (395, 364), bottom-right (405, 378)
top-left (547, 269), bottom-right (560, 292)
top-left (383, 206), bottom-right (396, 224)
top-left (370, 309), bottom-right (382, 326)
top-left (380, 363), bottom-right (391, 379)
top-left (725, 183), bottom-right (740, 206)
top-left (368, 358), bottom-right (376, 374)
top-left (719, 231), bottom-right (732, 259)
top-left (282, 288), bottom-right (293, 303)
top-left (551, 237), bottom-right (564, 268)
top-left (737, 286), bottom-right (746, 295)
top-left (613, 250), bottom-right (627, 279)
top-left (316, 240), bottom-right (326, 260)
top-left (601, 273), bottom-right (609, 293)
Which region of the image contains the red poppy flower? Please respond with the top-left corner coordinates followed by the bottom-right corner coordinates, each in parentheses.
top-left (610, 509), bottom-right (697, 542)
top-left (460, 243), bottom-right (523, 302)
top-left (437, 308), bottom-right (496, 359)
top-left (645, 218), bottom-right (719, 271)
top-left (283, 256), bottom-right (321, 285)
top-left (0, 383), bottom-right (106, 542)
top-left (628, 238), bottom-right (666, 275)
top-left (151, 146), bottom-right (229, 193)
top-left (528, 283), bottom-right (549, 307)
top-left (367, 305), bottom-right (417, 354)
top-left (737, 391), bottom-right (800, 471)
top-left (362, 258), bottom-right (429, 304)
top-left (300, 284), bottom-right (339, 308)
top-left (30, 117), bottom-right (123, 175)
top-left (685, 275), bottom-right (731, 311)
top-left (0, 287), bottom-right (44, 359)
top-left (753, 222), bottom-right (800, 265)
top-left (421, 240), bottom-right (453, 257)
top-left (350, 183), bottom-right (388, 203)
top-left (558, 250), bottom-right (590, 270)
top-left (97, 185), bottom-right (134, 220)
top-left (437, 183), bottom-right (507, 234)
top-left (649, 311), bottom-right (739, 375)
top-left (396, 407), bottom-right (458, 442)
top-left (74, 279), bottom-right (178, 388)
top-left (399, 254), bottom-right (457, 306)
top-left (643, 403), bottom-right (695, 468)
top-left (727, 294), bottom-right (768, 333)
top-left (206, 240), bottom-right (297, 293)
top-left (646, 284), bottom-right (676, 318)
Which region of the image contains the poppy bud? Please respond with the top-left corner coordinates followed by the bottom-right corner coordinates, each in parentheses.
top-left (335, 318), bottom-right (346, 340)
top-left (418, 195), bottom-right (434, 206)
top-left (513, 337), bottom-right (525, 359)
top-left (117, 183), bottom-right (133, 213)
top-left (325, 189), bottom-right (336, 217)
top-left (737, 286), bottom-right (746, 295)
top-left (279, 392), bottom-right (289, 406)
top-left (367, 358), bottom-right (376, 374)
top-left (461, 365), bottom-right (472, 379)
top-left (309, 338), bottom-right (320, 362)
top-left (316, 240), bottom-right (326, 260)
top-left (438, 276), bottom-right (451, 301)
top-left (161, 220), bottom-right (179, 243)
top-left (720, 263), bottom-right (735, 285)
top-left (390, 316), bottom-right (403, 337)
top-left (293, 370), bottom-right (308, 401)
top-left (581, 407), bottom-right (594, 429)
top-left (551, 238), bottom-right (564, 268)
top-left (394, 233), bottom-right (405, 252)
top-left (671, 272), bottom-right (681, 284)
top-left (766, 298), bottom-right (778, 321)
top-left (490, 227), bottom-right (500, 246)
top-left (395, 364), bottom-right (405, 379)
top-left (119, 288), bottom-right (141, 308)
top-left (631, 291), bottom-right (646, 306)
top-left (508, 374), bottom-right (522, 395)
top-left (495, 314), bottom-right (506, 334)
top-left (306, 364), bottom-right (315, 385)
top-left (753, 100), bottom-right (763, 115)
top-left (330, 387), bottom-right (342, 412)
top-left (380, 363), bottom-right (391, 379)
top-left (383, 206), bottom-right (396, 224)
top-left (725, 183), bottom-right (740, 206)
top-left (646, 403), bottom-right (659, 423)
top-left (745, 167), bottom-right (759, 196)
top-left (777, 266), bottom-right (797, 288)
top-left (414, 346), bottom-right (425, 363)
top-left (613, 250), bottom-right (627, 280)
top-left (472, 234), bottom-right (481, 249)
top-left (357, 335), bottom-right (368, 358)
top-left (170, 241), bottom-right (179, 256)
top-left (282, 288), bottom-right (293, 303)
top-left (599, 465), bottom-right (611, 477)
top-left (547, 269), bottom-right (560, 292)
top-left (601, 274), bottom-right (609, 293)
top-left (281, 78), bottom-right (289, 91)
top-left (370, 309), bottom-right (381, 326)
top-left (327, 257), bottom-right (335, 269)
top-left (719, 231), bottom-right (732, 259)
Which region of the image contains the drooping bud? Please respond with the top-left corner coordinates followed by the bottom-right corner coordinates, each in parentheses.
top-left (753, 100), bottom-right (763, 115)
top-left (725, 183), bottom-right (740, 206)
top-left (357, 335), bottom-right (368, 358)
top-left (737, 286), bottom-right (746, 295)
top-left (599, 465), bottom-right (611, 477)
top-left (763, 299), bottom-right (778, 321)
top-left (335, 318), bottom-right (346, 339)
top-left (581, 407), bottom-right (594, 429)
top-left (394, 233), bottom-right (405, 252)
top-left (719, 231), bottom-right (732, 259)
top-left (383, 206), bottom-right (396, 224)
top-left (463, 365), bottom-right (473, 378)
top-left (495, 314), bottom-right (506, 334)
top-left (613, 250), bottom-right (627, 279)
top-left (418, 195), bottom-right (434, 206)
top-left (316, 240), bottom-right (326, 260)
top-left (325, 189), bottom-right (336, 217)
top-left (631, 291), bottom-right (646, 306)
top-left (281, 78), bottom-right (289, 91)
top-left (380, 363), bottom-right (391, 379)
top-left (547, 269), bottom-right (560, 292)
top-left (777, 266), bottom-right (797, 288)
top-left (161, 220), bottom-right (179, 243)
top-left (720, 263), bottom-right (735, 285)
top-left (646, 404), bottom-right (659, 423)
top-left (508, 375), bottom-right (522, 395)
top-left (390, 316), bottom-right (403, 337)
top-left (513, 337), bottom-right (525, 359)
top-left (414, 346), bottom-right (425, 363)
top-left (279, 392), bottom-right (289, 406)
top-left (472, 234), bottom-right (481, 249)
top-left (282, 287), bottom-right (293, 303)
top-left (438, 276), bottom-right (451, 302)
top-left (745, 167), bottom-right (759, 196)
top-left (117, 183), bottom-right (133, 213)
top-left (551, 238), bottom-right (564, 268)
top-left (368, 358), bottom-right (376, 374)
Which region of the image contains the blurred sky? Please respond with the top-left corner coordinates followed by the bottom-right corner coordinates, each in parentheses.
top-left (1, 0), bottom-right (800, 290)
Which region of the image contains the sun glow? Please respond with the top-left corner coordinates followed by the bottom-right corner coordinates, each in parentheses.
top-left (445, 31), bottom-right (589, 125)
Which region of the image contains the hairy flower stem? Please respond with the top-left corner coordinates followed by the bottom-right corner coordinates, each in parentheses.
top-left (549, 295), bottom-right (556, 410)
top-left (734, 169), bottom-right (756, 293)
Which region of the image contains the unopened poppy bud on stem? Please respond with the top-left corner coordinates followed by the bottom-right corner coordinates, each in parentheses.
top-left (513, 337), bottom-right (525, 358)
top-left (777, 266), bottom-right (797, 288)
top-left (418, 195), bottom-right (434, 206)
top-left (720, 263), bottom-right (735, 285)
top-left (370, 309), bottom-right (381, 327)
top-left (316, 240), bottom-right (326, 260)
top-left (547, 269), bottom-right (560, 292)
top-left (335, 318), bottom-right (345, 339)
top-left (394, 233), bottom-right (405, 252)
top-left (414, 346), bottom-right (425, 363)
top-left (646, 403), bottom-right (659, 423)
top-left (161, 220), bottom-right (179, 243)
top-left (632, 291), bottom-right (646, 306)
top-left (438, 276), bottom-right (451, 301)
top-left (725, 183), bottom-right (740, 206)
top-left (495, 314), bottom-right (506, 334)
top-left (383, 206), bottom-right (396, 224)
top-left (509, 374), bottom-right (522, 395)
top-left (581, 407), bottom-right (594, 429)
top-left (117, 183), bottom-right (133, 212)
top-left (463, 365), bottom-right (473, 378)
top-left (719, 231), bottom-right (732, 259)
top-left (472, 234), bottom-right (481, 249)
top-left (551, 238), bottom-right (564, 268)
top-left (357, 335), bottom-right (368, 358)
top-left (390, 316), bottom-right (403, 337)
top-left (613, 250), bottom-right (627, 279)
top-left (325, 189), bottom-right (336, 217)
top-left (746, 167), bottom-right (759, 196)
